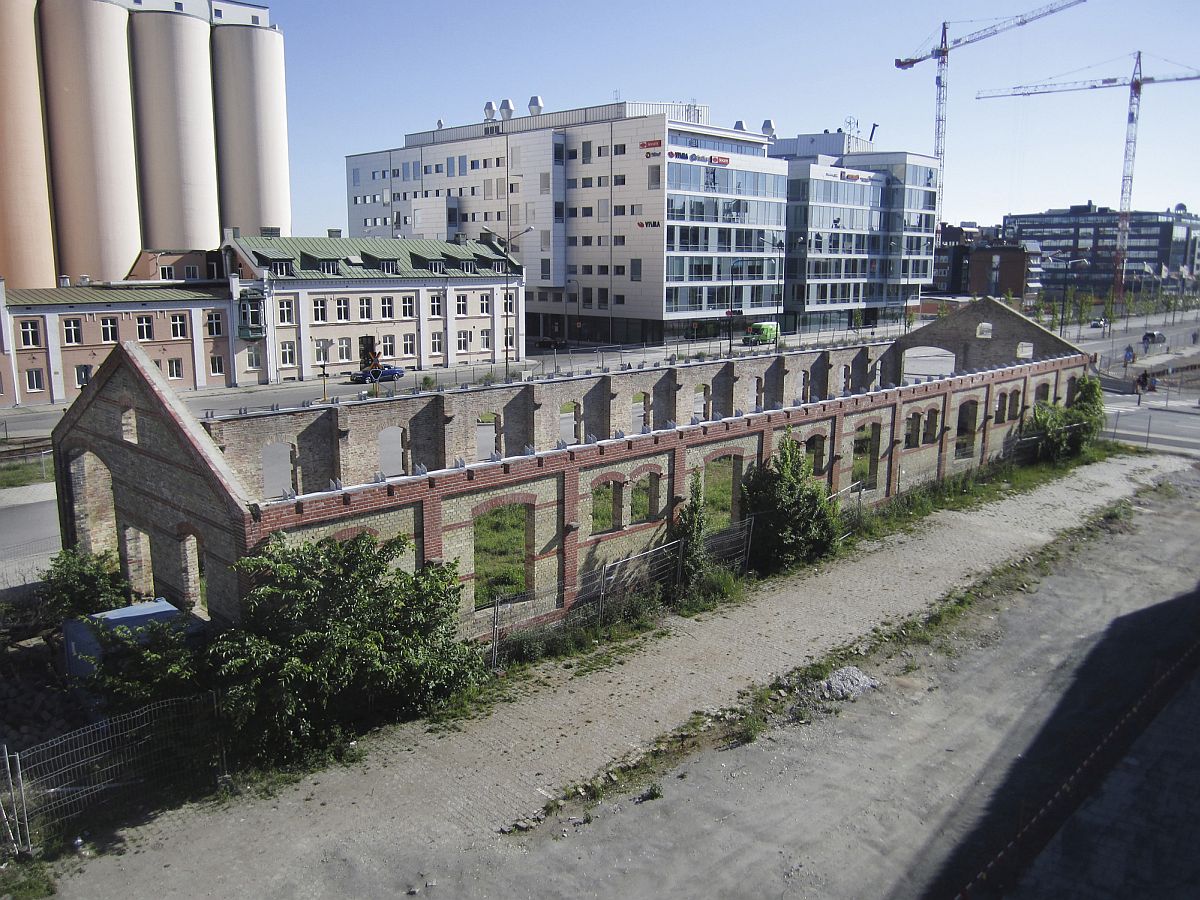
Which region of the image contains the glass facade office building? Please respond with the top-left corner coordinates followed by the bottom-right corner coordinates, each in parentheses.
top-left (1004, 202), bottom-right (1200, 298)
top-left (772, 139), bottom-right (939, 331)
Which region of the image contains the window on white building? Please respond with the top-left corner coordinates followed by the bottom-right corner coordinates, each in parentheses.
top-left (382, 334), bottom-right (395, 357)
top-left (338, 337), bottom-right (352, 361)
top-left (401, 295), bottom-right (415, 317)
top-left (402, 333), bottom-right (415, 356)
top-left (271, 261), bottom-right (293, 277)
top-left (336, 297), bottom-right (350, 321)
top-left (280, 342), bottom-right (296, 367)
top-left (456, 294), bottom-right (468, 316)
top-left (312, 298), bottom-right (327, 322)
top-left (457, 331), bottom-right (470, 352)
top-left (359, 296), bottom-right (372, 320)
top-left (431, 332), bottom-right (443, 354)
top-left (278, 298), bottom-right (294, 324)
top-left (381, 296), bottom-right (394, 319)
top-left (430, 294), bottom-right (443, 317)
top-left (246, 345), bottom-right (261, 369)
top-left (480, 329), bottom-right (491, 349)
top-left (504, 327), bottom-right (515, 348)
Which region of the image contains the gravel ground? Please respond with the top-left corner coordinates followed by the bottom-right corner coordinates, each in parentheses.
top-left (55, 452), bottom-right (1192, 899)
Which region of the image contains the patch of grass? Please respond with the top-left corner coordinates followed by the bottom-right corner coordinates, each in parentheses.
top-left (474, 504), bottom-right (527, 607)
top-left (0, 460), bottom-right (53, 489)
top-left (0, 858), bottom-right (56, 900)
top-left (703, 457), bottom-right (734, 530)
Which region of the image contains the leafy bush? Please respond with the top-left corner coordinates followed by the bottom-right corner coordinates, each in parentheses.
top-left (1029, 376), bottom-right (1105, 463)
top-left (742, 432), bottom-right (842, 572)
top-left (37, 549), bottom-right (131, 629)
top-left (88, 533), bottom-right (485, 766)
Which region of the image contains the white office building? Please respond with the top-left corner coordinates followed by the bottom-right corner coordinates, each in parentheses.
top-left (347, 100), bottom-right (787, 345)
top-left (771, 131), bottom-right (939, 331)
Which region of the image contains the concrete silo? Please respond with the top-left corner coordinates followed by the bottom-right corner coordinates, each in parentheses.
top-left (131, 9), bottom-right (221, 252)
top-left (212, 24), bottom-right (291, 237)
top-left (39, 0), bottom-right (143, 283)
top-left (0, 0), bottom-right (57, 288)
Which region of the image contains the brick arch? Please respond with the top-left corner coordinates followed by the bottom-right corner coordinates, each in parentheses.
top-left (471, 491), bottom-right (539, 519)
top-left (331, 525), bottom-right (381, 542)
top-left (589, 470), bottom-right (630, 490)
top-left (628, 461), bottom-right (665, 481)
top-left (701, 447), bottom-right (746, 465)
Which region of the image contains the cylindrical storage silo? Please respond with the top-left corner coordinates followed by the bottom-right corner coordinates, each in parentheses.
top-left (39, 0), bottom-right (143, 284)
top-left (212, 25), bottom-right (291, 237)
top-left (131, 10), bottom-right (221, 252)
top-left (0, 0), bottom-right (57, 288)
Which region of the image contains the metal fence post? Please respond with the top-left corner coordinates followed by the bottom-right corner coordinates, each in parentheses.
top-left (491, 591), bottom-right (501, 669)
top-left (13, 751), bottom-right (29, 853)
top-left (741, 516), bottom-right (755, 572)
top-left (598, 562), bottom-right (608, 627)
top-left (2, 746), bottom-right (19, 853)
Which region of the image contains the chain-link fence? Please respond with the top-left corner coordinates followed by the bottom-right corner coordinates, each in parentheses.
top-left (486, 518), bottom-right (754, 668)
top-left (2, 694), bottom-right (223, 854)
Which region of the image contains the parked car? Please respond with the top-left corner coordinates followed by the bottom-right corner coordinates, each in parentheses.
top-left (349, 365), bottom-right (406, 383)
top-left (1089, 317), bottom-right (1108, 328)
top-left (1142, 331), bottom-right (1167, 345)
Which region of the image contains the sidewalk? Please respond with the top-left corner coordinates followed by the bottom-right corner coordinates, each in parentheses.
top-left (0, 482), bottom-right (56, 508)
top-left (56, 452), bottom-right (1189, 900)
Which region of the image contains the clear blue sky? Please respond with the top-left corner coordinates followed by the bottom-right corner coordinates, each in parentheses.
top-left (268, 0), bottom-right (1199, 235)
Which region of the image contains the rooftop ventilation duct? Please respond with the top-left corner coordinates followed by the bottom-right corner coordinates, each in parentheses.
top-left (761, 119), bottom-right (776, 138)
top-left (436, 119), bottom-right (444, 129)
top-left (498, 98), bottom-right (515, 120)
top-left (528, 95), bottom-right (544, 116)
top-left (483, 100), bottom-right (497, 121)
top-left (733, 119), bottom-right (747, 131)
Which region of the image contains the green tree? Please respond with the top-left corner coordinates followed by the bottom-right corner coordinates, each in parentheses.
top-left (741, 432), bottom-right (841, 572)
top-left (669, 470), bottom-right (711, 595)
top-left (36, 549), bottom-right (131, 629)
top-left (851, 308), bottom-right (864, 332)
top-left (210, 533), bottom-right (484, 763)
top-left (1103, 290), bottom-right (1116, 327)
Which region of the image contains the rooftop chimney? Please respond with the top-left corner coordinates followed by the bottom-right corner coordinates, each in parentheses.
top-left (58, 275), bottom-right (70, 288)
top-left (327, 228), bottom-right (343, 239)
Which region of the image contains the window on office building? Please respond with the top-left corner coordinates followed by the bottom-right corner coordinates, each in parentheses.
top-left (630, 258), bottom-right (642, 281)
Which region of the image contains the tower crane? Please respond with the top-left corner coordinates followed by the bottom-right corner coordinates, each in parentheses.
top-left (977, 53), bottom-right (1200, 308)
top-left (896, 1), bottom-right (1086, 239)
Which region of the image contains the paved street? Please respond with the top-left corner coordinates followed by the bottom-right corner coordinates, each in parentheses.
top-left (0, 484), bottom-right (60, 595)
top-left (1103, 391), bottom-right (1200, 456)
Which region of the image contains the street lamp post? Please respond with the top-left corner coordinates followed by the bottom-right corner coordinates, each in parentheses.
top-left (758, 235), bottom-right (785, 352)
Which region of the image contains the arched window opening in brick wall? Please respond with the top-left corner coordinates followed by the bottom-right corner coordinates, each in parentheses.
top-left (261, 442), bottom-right (297, 498)
top-left (1009, 390), bottom-right (1022, 421)
top-left (904, 412), bottom-right (922, 449)
top-left (923, 409), bottom-right (940, 444)
top-left (704, 455), bottom-right (742, 529)
top-left (473, 502), bottom-right (533, 608)
top-left (631, 391), bottom-right (651, 433)
top-left (800, 370), bottom-right (811, 404)
top-left (805, 434), bottom-right (826, 474)
top-left (68, 448), bottom-right (118, 556)
top-left (694, 383), bottom-right (712, 421)
top-left (955, 401), bottom-right (979, 460)
top-left (852, 423), bottom-right (881, 490)
top-left (591, 480), bottom-right (623, 535)
top-left (476, 411), bottom-right (503, 461)
top-left (559, 400), bottom-right (585, 445)
top-left (379, 426), bottom-right (410, 477)
top-left (119, 521), bottom-right (155, 598)
top-left (995, 392), bottom-right (1008, 424)
top-left (754, 376), bottom-right (765, 411)
top-left (842, 365), bottom-right (852, 394)
top-left (120, 406), bottom-right (138, 444)
top-left (1035, 383), bottom-right (1051, 405)
top-left (630, 472), bottom-right (661, 524)
top-left (1065, 376), bottom-right (1078, 407)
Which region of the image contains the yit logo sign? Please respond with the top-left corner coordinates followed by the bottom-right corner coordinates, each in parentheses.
top-left (636, 221), bottom-right (662, 229)
top-left (639, 139), bottom-right (662, 149)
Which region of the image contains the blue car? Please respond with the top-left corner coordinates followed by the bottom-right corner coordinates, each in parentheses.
top-left (350, 365), bottom-right (405, 384)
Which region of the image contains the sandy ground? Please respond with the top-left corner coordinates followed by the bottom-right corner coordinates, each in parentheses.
top-left (54, 452), bottom-right (1194, 899)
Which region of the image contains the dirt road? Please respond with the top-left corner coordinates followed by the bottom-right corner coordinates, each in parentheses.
top-left (56, 453), bottom-right (1194, 899)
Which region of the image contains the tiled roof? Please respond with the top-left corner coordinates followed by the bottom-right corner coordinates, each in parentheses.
top-left (231, 236), bottom-right (519, 280)
top-left (4, 284), bottom-right (228, 308)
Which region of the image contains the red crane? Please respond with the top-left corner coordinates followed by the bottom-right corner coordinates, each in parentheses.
top-left (896, 1), bottom-right (1087, 238)
top-left (978, 53), bottom-right (1200, 308)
